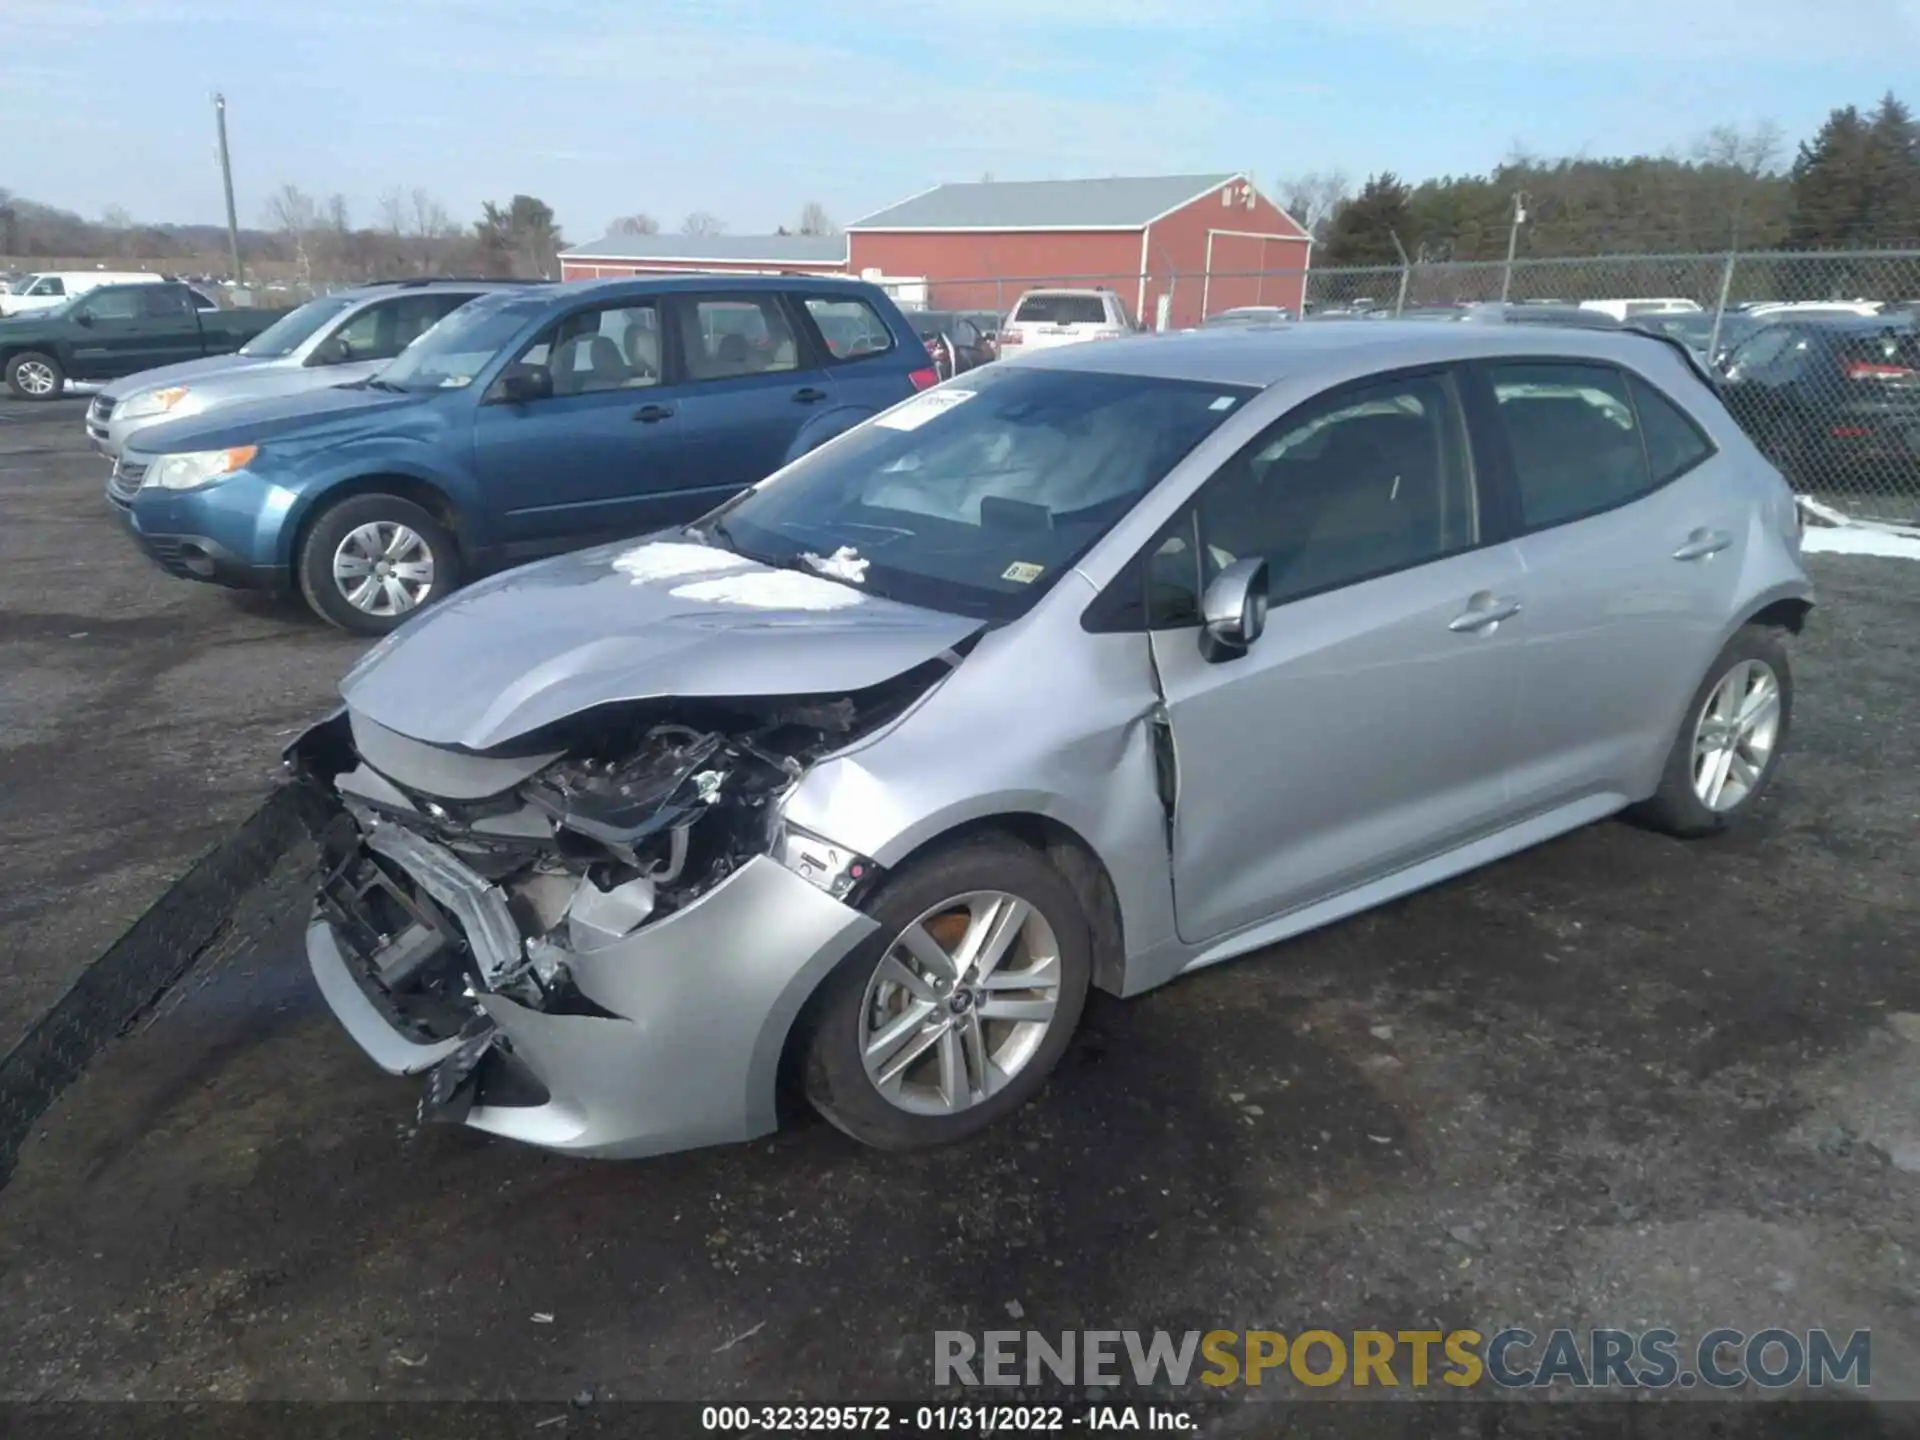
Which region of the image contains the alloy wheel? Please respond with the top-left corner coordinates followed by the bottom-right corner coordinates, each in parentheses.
top-left (859, 890), bottom-right (1063, 1116)
top-left (331, 521), bottom-right (435, 617)
top-left (13, 360), bottom-right (56, 396)
top-left (1691, 659), bottom-right (1782, 812)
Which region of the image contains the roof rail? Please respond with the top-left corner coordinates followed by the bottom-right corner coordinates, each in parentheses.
top-left (351, 275), bottom-right (554, 289)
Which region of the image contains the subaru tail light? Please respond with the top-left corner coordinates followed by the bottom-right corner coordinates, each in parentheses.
top-left (908, 366), bottom-right (939, 390)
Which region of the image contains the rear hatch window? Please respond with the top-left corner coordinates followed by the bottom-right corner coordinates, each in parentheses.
top-left (1014, 294), bottom-right (1109, 325)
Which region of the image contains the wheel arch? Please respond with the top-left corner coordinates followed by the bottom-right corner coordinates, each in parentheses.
top-left (769, 808), bottom-right (1128, 1123)
top-left (283, 471), bottom-right (466, 582)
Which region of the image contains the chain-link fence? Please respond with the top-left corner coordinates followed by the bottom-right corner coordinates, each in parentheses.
top-left (868, 248), bottom-right (1920, 524)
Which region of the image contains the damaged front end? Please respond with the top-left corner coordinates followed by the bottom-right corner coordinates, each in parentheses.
top-left (284, 667), bottom-right (941, 1156)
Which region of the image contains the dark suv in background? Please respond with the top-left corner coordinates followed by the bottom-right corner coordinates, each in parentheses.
top-left (1717, 314), bottom-right (1920, 488)
top-left (109, 275), bottom-right (938, 631)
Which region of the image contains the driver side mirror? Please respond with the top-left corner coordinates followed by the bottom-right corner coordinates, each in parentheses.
top-left (1199, 557), bottom-right (1268, 663)
top-left (490, 363), bottom-right (552, 404)
top-left (72, 310), bottom-right (94, 327)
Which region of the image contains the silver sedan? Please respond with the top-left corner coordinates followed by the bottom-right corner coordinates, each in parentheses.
top-left (290, 321), bottom-right (1811, 1157)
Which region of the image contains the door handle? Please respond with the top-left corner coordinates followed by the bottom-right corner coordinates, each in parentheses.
top-left (791, 386), bottom-right (828, 404)
top-left (631, 404), bottom-right (674, 423)
top-left (1672, 528), bottom-right (1732, 561)
top-left (1448, 593), bottom-right (1523, 633)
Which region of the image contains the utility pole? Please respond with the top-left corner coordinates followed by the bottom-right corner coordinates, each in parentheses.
top-left (1499, 190), bottom-right (1527, 303)
top-left (213, 93), bottom-right (244, 285)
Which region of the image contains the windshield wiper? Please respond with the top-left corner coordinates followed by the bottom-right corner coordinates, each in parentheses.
top-left (363, 377), bottom-right (409, 394)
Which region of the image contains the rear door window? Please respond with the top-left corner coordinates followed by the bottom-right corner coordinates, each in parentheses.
top-left (803, 296), bottom-right (895, 360)
top-left (678, 295), bottom-right (800, 379)
top-left (1014, 294), bottom-right (1108, 325)
top-left (141, 286), bottom-right (195, 319)
top-left (1489, 362), bottom-right (1657, 530)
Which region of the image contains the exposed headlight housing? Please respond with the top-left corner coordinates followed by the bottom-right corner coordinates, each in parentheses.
top-left (117, 385), bottom-right (194, 421)
top-left (774, 821), bottom-right (875, 900)
top-left (145, 445), bottom-right (258, 491)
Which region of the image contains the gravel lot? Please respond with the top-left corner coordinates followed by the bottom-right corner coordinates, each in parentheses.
top-left (0, 399), bottom-right (1917, 1425)
top-left (0, 396), bottom-right (363, 1052)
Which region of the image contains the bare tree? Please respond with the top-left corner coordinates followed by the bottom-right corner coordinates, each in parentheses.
top-left (1692, 120), bottom-right (1787, 247)
top-left (1694, 120), bottom-right (1785, 175)
top-left (796, 200), bottom-right (837, 236)
top-left (609, 212), bottom-right (661, 236)
top-left (1274, 171), bottom-right (1351, 241)
top-left (680, 211), bottom-right (725, 238)
top-left (377, 187), bottom-right (407, 238)
top-left (264, 183), bottom-right (319, 289)
top-left (409, 187), bottom-right (455, 272)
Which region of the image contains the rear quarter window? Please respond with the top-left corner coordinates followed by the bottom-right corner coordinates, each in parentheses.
top-left (1626, 374), bottom-right (1716, 483)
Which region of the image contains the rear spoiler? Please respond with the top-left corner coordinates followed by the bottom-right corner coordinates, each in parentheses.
top-left (1622, 324), bottom-right (1720, 387)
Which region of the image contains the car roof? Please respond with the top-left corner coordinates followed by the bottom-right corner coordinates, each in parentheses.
top-left (1004, 321), bottom-right (1705, 388)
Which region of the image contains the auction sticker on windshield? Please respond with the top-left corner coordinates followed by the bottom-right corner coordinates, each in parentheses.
top-left (875, 389), bottom-right (975, 431)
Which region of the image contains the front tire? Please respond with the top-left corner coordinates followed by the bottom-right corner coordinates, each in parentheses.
top-left (296, 492), bottom-right (461, 635)
top-left (803, 838), bottom-right (1093, 1150)
top-left (1633, 624), bottom-right (1793, 838)
top-left (4, 351), bottom-right (64, 400)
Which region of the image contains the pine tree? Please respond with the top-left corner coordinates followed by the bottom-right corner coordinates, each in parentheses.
top-left (1322, 173), bottom-right (1415, 267)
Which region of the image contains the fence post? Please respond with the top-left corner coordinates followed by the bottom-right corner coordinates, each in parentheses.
top-left (1707, 251), bottom-right (1737, 365)
top-left (1390, 230), bottom-right (1412, 316)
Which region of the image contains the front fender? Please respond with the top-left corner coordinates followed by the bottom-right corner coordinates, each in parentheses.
top-left (272, 447), bottom-right (480, 567)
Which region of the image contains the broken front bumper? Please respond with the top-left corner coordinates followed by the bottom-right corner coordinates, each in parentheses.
top-left (307, 820), bottom-right (879, 1159)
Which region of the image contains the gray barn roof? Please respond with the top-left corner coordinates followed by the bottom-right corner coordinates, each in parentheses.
top-left (849, 174), bottom-right (1241, 231)
top-left (561, 233), bottom-right (848, 263)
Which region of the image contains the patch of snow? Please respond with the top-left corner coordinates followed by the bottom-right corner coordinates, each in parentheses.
top-left (803, 546), bottom-right (869, 583)
top-left (670, 570), bottom-right (863, 611)
top-left (1801, 527), bottom-right (1920, 561)
top-left (611, 541), bottom-right (752, 584)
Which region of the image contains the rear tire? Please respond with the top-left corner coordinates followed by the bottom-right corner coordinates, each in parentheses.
top-left (4, 351), bottom-right (64, 400)
top-left (1633, 624), bottom-right (1792, 838)
top-left (803, 837), bottom-right (1092, 1150)
top-left (297, 492), bottom-right (461, 635)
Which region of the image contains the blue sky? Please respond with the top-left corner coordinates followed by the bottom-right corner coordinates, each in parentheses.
top-left (5, 0), bottom-right (1916, 242)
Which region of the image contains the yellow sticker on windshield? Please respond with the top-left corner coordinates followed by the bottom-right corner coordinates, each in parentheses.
top-left (1002, 561), bottom-right (1045, 584)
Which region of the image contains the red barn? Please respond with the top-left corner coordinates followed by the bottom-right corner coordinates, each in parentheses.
top-left (558, 233), bottom-right (848, 281)
top-left (847, 173), bottom-right (1311, 328)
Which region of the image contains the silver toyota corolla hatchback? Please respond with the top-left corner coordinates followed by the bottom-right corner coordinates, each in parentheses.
top-left (290, 323), bottom-right (1812, 1158)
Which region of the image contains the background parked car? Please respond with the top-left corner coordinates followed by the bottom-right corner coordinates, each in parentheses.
top-left (903, 309), bottom-right (995, 378)
top-left (0, 282), bottom-right (288, 399)
top-left (109, 275), bottom-right (937, 632)
top-left (88, 279), bottom-right (539, 460)
top-left (0, 270), bottom-right (166, 317)
top-left (1715, 313), bottom-right (1920, 489)
top-left (1625, 309), bottom-right (1762, 367)
top-left (1204, 305), bottom-right (1294, 327)
top-left (995, 288), bottom-right (1134, 353)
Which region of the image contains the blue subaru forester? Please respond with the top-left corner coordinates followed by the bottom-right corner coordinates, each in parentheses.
top-left (108, 275), bottom-right (938, 631)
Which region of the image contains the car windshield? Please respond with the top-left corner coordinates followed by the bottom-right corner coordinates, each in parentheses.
top-left (703, 366), bottom-right (1254, 622)
top-left (375, 294), bottom-right (550, 390)
top-left (238, 295), bottom-right (360, 357)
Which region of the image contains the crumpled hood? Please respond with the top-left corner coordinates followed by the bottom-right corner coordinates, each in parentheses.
top-left (340, 536), bottom-right (985, 751)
